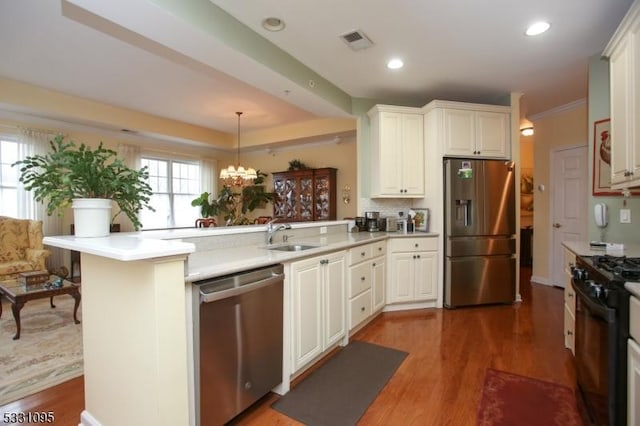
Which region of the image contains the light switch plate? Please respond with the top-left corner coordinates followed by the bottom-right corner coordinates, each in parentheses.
top-left (620, 209), bottom-right (631, 223)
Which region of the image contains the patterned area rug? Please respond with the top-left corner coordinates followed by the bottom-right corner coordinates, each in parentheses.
top-left (476, 368), bottom-right (583, 426)
top-left (0, 295), bottom-right (83, 405)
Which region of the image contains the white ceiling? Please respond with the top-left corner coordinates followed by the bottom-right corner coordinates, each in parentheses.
top-left (0, 0), bottom-right (634, 137)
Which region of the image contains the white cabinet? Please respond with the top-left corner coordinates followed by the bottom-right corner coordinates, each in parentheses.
top-left (604, 2), bottom-right (640, 188)
top-left (368, 105), bottom-right (424, 197)
top-left (291, 250), bottom-right (346, 372)
top-left (563, 248), bottom-right (576, 354)
top-left (387, 237), bottom-right (438, 304)
top-left (347, 241), bottom-right (386, 332)
top-left (442, 108), bottom-right (510, 158)
top-left (629, 294), bottom-right (640, 426)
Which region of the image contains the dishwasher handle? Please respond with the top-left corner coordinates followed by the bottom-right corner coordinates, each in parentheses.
top-left (200, 272), bottom-right (284, 303)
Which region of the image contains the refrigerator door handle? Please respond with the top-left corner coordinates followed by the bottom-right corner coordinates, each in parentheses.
top-left (456, 200), bottom-right (471, 227)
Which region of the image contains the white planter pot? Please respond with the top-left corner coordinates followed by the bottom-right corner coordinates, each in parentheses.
top-left (72, 198), bottom-right (112, 237)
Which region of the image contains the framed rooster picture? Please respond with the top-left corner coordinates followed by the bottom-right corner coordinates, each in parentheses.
top-left (591, 118), bottom-right (638, 196)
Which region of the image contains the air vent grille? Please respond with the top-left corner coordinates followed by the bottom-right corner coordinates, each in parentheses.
top-left (340, 29), bottom-right (373, 51)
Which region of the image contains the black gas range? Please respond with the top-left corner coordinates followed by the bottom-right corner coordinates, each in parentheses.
top-left (571, 254), bottom-right (637, 425)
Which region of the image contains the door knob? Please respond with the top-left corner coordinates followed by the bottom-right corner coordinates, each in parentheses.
top-left (553, 223), bottom-right (562, 228)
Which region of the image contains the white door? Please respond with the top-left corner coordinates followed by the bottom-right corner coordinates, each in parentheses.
top-left (414, 252), bottom-right (438, 301)
top-left (550, 146), bottom-right (588, 287)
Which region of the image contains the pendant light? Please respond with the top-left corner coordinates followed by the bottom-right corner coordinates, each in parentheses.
top-left (219, 111), bottom-right (257, 187)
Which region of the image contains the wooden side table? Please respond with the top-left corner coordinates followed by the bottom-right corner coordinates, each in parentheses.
top-left (0, 277), bottom-right (81, 340)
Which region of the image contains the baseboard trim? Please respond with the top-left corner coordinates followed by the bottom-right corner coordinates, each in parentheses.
top-left (383, 300), bottom-right (437, 312)
top-left (530, 275), bottom-right (550, 286)
top-left (80, 410), bottom-right (101, 426)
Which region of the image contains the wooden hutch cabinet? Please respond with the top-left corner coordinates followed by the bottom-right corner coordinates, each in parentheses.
top-left (272, 168), bottom-right (337, 222)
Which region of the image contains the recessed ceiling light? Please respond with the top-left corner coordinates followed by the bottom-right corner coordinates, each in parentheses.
top-left (262, 17), bottom-right (285, 32)
top-left (520, 127), bottom-right (534, 137)
top-left (387, 58), bottom-right (404, 70)
top-left (525, 21), bottom-right (551, 36)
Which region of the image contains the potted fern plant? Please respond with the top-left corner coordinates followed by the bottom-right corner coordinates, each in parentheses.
top-left (13, 134), bottom-right (154, 237)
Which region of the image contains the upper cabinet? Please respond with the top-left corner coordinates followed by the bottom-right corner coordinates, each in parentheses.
top-left (603, 1), bottom-right (640, 188)
top-left (272, 168), bottom-right (337, 222)
top-left (368, 105), bottom-right (425, 198)
top-left (438, 104), bottom-right (510, 159)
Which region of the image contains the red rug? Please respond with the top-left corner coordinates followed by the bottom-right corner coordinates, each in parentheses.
top-left (476, 369), bottom-right (583, 426)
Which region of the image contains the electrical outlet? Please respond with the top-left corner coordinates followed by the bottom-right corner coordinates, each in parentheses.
top-left (620, 209), bottom-right (631, 223)
top-left (320, 226), bottom-right (327, 234)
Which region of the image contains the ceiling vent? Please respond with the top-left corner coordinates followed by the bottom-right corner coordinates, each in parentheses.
top-left (340, 29), bottom-right (373, 51)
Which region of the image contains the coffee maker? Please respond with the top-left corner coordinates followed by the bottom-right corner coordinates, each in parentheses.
top-left (365, 211), bottom-right (380, 232)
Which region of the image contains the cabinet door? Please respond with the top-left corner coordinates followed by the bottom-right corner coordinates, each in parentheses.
top-left (564, 304), bottom-right (575, 354)
top-left (372, 257), bottom-right (386, 311)
top-left (389, 252), bottom-right (414, 303)
top-left (324, 252), bottom-right (346, 348)
top-left (377, 112), bottom-right (404, 195)
top-left (402, 113), bottom-right (425, 195)
top-left (610, 35), bottom-right (633, 185)
top-left (313, 168), bottom-right (337, 221)
top-left (443, 109), bottom-right (476, 156)
top-left (291, 258), bottom-right (323, 370)
top-left (632, 21), bottom-right (640, 181)
top-left (414, 251), bottom-right (438, 301)
top-left (475, 111), bottom-right (509, 158)
top-left (628, 338), bottom-right (640, 426)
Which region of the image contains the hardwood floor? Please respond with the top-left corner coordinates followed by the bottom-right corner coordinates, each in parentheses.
top-left (0, 267), bottom-right (575, 425)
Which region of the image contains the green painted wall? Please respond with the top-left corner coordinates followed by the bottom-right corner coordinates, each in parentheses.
top-left (588, 54), bottom-right (640, 242)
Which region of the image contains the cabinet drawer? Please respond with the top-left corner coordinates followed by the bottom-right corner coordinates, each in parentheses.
top-left (371, 241), bottom-right (387, 258)
top-left (390, 237), bottom-right (438, 252)
top-left (348, 244), bottom-right (373, 265)
top-left (349, 289), bottom-right (372, 330)
top-left (564, 283), bottom-right (576, 315)
top-left (564, 249), bottom-right (576, 273)
top-left (349, 262), bottom-right (372, 297)
top-left (631, 296), bottom-right (640, 342)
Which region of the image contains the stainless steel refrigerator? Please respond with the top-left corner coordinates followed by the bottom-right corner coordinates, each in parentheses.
top-left (444, 158), bottom-right (516, 308)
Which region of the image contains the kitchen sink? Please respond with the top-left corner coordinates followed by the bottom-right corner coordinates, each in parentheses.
top-left (266, 244), bottom-right (318, 252)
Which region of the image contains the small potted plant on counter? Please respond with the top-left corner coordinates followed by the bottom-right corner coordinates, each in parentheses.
top-left (13, 134), bottom-right (154, 237)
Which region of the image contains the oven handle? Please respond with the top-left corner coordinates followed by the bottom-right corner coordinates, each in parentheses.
top-left (571, 278), bottom-right (616, 323)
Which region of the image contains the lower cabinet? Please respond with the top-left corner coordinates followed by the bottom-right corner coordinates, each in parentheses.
top-left (563, 248), bottom-right (576, 354)
top-left (347, 241), bottom-right (386, 332)
top-left (387, 237), bottom-right (438, 304)
top-left (629, 294), bottom-right (640, 426)
top-left (629, 338), bottom-right (640, 426)
top-left (291, 250), bottom-right (346, 373)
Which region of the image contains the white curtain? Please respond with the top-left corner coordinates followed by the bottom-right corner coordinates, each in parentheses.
top-left (17, 128), bottom-right (64, 270)
top-left (200, 157), bottom-right (218, 195)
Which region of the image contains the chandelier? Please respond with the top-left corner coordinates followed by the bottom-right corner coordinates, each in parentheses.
top-left (219, 111), bottom-right (257, 187)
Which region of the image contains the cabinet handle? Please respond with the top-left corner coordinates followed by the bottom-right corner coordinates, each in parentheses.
top-left (361, 276), bottom-right (366, 281)
top-left (378, 247), bottom-right (382, 251)
top-left (413, 255), bottom-right (416, 259)
top-left (361, 306), bottom-right (365, 312)
top-left (417, 254), bottom-right (421, 259)
top-left (568, 293), bottom-right (573, 298)
top-left (477, 151), bottom-right (481, 155)
top-left (361, 252), bottom-right (366, 257)
top-left (414, 243), bottom-right (419, 247)
top-left (567, 330), bottom-right (573, 336)
top-left (372, 262), bottom-right (376, 267)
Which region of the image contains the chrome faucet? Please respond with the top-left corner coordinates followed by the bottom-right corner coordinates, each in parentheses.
top-left (266, 219), bottom-right (292, 245)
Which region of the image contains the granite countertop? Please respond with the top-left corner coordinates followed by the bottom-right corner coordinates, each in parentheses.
top-left (185, 231), bottom-right (438, 282)
top-left (44, 226), bottom-right (438, 282)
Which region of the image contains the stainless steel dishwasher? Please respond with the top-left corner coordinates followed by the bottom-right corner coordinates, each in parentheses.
top-left (192, 264), bottom-right (284, 425)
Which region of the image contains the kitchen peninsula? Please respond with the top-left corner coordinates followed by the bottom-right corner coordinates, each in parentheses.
top-left (44, 221), bottom-right (440, 426)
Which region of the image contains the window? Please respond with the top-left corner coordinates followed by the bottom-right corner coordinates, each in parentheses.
top-left (0, 137), bottom-right (21, 218)
top-left (140, 157), bottom-right (201, 229)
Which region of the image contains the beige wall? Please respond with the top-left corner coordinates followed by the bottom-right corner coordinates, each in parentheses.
top-left (520, 136), bottom-right (534, 228)
top-left (240, 139), bottom-right (358, 220)
top-left (531, 102), bottom-right (587, 282)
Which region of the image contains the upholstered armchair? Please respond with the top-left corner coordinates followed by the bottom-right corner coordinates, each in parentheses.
top-left (0, 216), bottom-right (51, 280)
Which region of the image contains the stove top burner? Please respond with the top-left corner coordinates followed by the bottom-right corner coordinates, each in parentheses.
top-left (592, 255), bottom-right (640, 281)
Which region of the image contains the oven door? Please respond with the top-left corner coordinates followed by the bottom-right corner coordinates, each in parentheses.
top-left (572, 279), bottom-right (617, 426)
